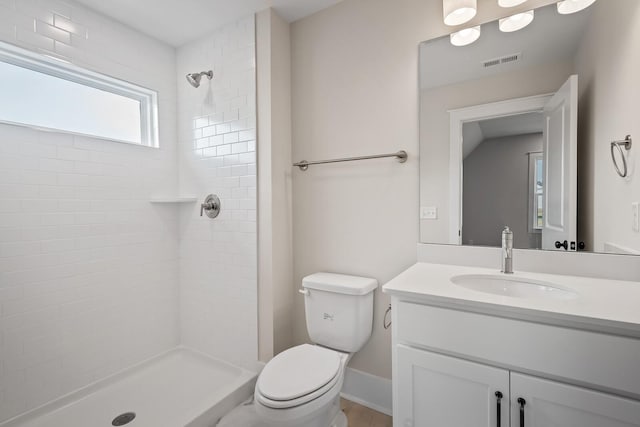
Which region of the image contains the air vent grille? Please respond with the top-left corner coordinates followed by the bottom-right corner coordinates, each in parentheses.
top-left (483, 52), bottom-right (522, 68)
top-left (483, 58), bottom-right (501, 68)
top-left (501, 53), bottom-right (520, 64)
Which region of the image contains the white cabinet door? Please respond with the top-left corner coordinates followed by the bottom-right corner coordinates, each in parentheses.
top-left (396, 345), bottom-right (509, 427)
top-left (511, 373), bottom-right (640, 427)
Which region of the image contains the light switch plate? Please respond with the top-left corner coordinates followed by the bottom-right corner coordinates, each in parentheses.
top-left (632, 202), bottom-right (639, 232)
top-left (421, 206), bottom-right (438, 220)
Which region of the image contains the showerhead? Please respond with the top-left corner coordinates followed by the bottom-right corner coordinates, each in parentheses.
top-left (186, 70), bottom-right (213, 88)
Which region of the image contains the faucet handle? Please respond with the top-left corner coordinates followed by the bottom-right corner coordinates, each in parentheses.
top-left (200, 194), bottom-right (221, 219)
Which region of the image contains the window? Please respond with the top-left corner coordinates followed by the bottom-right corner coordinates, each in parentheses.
top-left (0, 41), bottom-right (158, 147)
top-left (528, 152), bottom-right (544, 231)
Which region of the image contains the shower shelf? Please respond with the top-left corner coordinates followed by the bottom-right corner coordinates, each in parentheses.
top-left (149, 197), bottom-right (198, 204)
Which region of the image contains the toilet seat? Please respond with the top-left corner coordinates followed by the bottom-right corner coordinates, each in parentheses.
top-left (256, 344), bottom-right (344, 409)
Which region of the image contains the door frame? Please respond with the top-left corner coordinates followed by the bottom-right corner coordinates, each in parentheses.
top-left (448, 93), bottom-right (553, 244)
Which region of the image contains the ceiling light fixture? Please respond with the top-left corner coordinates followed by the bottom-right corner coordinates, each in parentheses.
top-left (556, 0), bottom-right (597, 14)
top-left (499, 10), bottom-right (534, 32)
top-left (443, 0), bottom-right (477, 26)
top-left (450, 26), bottom-right (481, 46)
top-left (498, 0), bottom-right (528, 7)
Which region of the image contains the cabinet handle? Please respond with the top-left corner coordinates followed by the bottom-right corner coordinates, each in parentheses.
top-left (518, 397), bottom-right (526, 427)
top-left (495, 391), bottom-right (503, 427)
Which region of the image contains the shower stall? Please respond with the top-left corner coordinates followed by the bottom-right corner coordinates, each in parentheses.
top-left (0, 2), bottom-right (261, 426)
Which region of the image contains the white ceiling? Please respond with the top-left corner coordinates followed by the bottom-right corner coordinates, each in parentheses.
top-left (478, 112), bottom-right (544, 140)
top-left (73, 0), bottom-right (344, 46)
top-left (420, 3), bottom-right (592, 89)
top-left (463, 112), bottom-right (544, 158)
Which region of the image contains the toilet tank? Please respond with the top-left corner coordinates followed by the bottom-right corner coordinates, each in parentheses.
top-left (302, 272), bottom-right (378, 353)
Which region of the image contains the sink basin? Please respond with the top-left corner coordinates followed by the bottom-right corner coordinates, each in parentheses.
top-left (451, 274), bottom-right (578, 300)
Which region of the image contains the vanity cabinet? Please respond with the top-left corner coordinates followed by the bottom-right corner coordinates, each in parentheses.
top-left (511, 373), bottom-right (640, 427)
top-left (396, 345), bottom-right (509, 427)
top-left (391, 301), bottom-right (640, 427)
top-left (396, 345), bottom-right (640, 427)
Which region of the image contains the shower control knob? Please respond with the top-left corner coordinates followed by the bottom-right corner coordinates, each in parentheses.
top-left (200, 194), bottom-right (221, 219)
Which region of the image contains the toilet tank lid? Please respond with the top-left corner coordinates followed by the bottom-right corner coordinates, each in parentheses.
top-left (302, 272), bottom-right (378, 295)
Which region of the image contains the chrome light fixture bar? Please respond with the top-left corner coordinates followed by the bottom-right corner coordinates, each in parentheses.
top-left (444, 0), bottom-right (596, 48)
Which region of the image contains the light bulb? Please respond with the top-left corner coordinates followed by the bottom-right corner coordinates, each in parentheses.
top-left (450, 26), bottom-right (481, 46)
top-left (557, 0), bottom-right (597, 14)
top-left (443, 0), bottom-right (478, 26)
top-left (499, 10), bottom-right (534, 32)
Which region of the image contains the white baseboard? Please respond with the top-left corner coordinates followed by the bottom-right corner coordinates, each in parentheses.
top-left (340, 367), bottom-right (392, 416)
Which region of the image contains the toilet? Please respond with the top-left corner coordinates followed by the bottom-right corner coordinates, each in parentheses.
top-left (254, 272), bottom-right (378, 427)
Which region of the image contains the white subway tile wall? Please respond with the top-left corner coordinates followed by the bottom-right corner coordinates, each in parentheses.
top-left (0, 0), bottom-right (179, 422)
top-left (177, 16), bottom-right (258, 368)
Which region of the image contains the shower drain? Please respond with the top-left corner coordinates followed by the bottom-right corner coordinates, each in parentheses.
top-left (112, 412), bottom-right (136, 426)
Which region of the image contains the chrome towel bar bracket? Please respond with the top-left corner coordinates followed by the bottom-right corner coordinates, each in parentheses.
top-left (293, 150), bottom-right (408, 171)
top-left (611, 135), bottom-right (632, 178)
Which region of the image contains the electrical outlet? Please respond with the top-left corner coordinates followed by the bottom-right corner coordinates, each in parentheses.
top-left (633, 202), bottom-right (639, 232)
top-left (420, 206), bottom-right (438, 220)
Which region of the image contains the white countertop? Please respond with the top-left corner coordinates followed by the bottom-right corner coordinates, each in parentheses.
top-left (382, 263), bottom-right (640, 338)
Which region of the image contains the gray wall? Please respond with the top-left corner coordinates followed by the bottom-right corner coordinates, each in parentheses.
top-left (463, 133), bottom-right (543, 249)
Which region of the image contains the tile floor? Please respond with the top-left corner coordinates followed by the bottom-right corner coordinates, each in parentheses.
top-left (341, 399), bottom-right (392, 427)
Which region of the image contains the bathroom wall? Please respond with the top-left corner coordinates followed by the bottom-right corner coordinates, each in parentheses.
top-left (290, 0), bottom-right (558, 380)
top-left (463, 133), bottom-right (543, 249)
top-left (176, 16), bottom-right (258, 369)
top-left (256, 8), bottom-right (294, 361)
top-left (0, 0), bottom-right (178, 421)
top-left (574, 0), bottom-right (640, 253)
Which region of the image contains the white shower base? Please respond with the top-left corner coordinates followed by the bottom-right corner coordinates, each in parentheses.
top-left (1, 347), bottom-right (256, 427)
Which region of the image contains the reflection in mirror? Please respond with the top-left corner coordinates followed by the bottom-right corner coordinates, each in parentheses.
top-left (419, 0), bottom-right (640, 255)
top-left (462, 113), bottom-right (544, 249)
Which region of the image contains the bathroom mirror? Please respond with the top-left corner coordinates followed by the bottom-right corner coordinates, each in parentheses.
top-left (419, 0), bottom-right (640, 255)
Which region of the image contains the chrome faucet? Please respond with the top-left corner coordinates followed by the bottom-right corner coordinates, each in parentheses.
top-left (501, 226), bottom-right (513, 274)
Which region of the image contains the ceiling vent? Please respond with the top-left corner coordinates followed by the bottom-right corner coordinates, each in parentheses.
top-left (483, 52), bottom-right (522, 68)
top-left (483, 58), bottom-right (501, 68)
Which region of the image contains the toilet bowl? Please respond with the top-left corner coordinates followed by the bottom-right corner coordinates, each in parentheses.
top-left (254, 344), bottom-right (350, 427)
top-left (252, 272), bottom-right (378, 427)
